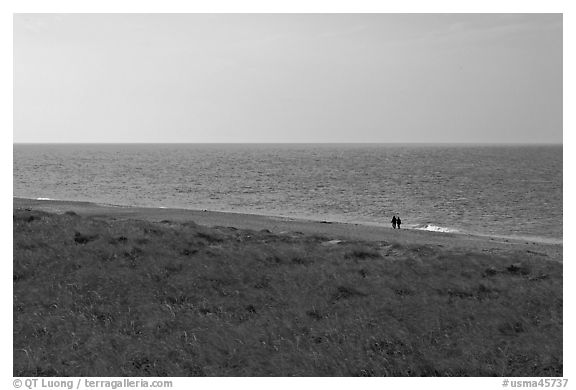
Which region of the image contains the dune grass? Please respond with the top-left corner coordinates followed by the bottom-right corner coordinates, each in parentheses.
top-left (13, 208), bottom-right (562, 376)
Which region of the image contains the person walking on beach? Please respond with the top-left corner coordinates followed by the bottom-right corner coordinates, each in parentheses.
top-left (397, 216), bottom-right (402, 229)
top-left (391, 215), bottom-right (397, 229)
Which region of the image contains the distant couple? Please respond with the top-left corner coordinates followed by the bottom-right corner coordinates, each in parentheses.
top-left (391, 215), bottom-right (401, 229)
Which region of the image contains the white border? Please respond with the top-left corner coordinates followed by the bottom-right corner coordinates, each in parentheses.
top-left (4, 1), bottom-right (572, 388)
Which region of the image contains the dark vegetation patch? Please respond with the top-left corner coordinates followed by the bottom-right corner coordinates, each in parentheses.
top-left (74, 232), bottom-right (99, 245)
top-left (196, 231), bottom-right (224, 243)
top-left (306, 309), bottom-right (324, 321)
top-left (507, 262), bottom-right (532, 275)
top-left (291, 256), bottom-right (314, 265)
top-left (14, 211), bottom-right (42, 223)
top-left (483, 266), bottom-right (499, 277)
top-left (13, 208), bottom-right (562, 376)
top-left (393, 288), bottom-right (413, 297)
top-left (331, 286), bottom-right (368, 301)
top-left (180, 248), bottom-right (198, 257)
top-left (344, 247), bottom-right (381, 260)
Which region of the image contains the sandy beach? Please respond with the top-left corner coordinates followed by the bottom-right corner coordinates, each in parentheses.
top-left (14, 197), bottom-right (563, 262)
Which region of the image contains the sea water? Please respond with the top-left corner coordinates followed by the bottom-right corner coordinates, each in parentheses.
top-left (13, 144), bottom-right (562, 243)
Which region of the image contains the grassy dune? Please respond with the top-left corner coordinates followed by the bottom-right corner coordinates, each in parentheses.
top-left (13, 207), bottom-right (562, 376)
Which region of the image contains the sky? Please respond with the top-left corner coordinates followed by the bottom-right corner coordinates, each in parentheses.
top-left (13, 13), bottom-right (562, 143)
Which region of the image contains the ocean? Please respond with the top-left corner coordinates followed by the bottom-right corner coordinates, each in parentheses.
top-left (13, 143), bottom-right (562, 243)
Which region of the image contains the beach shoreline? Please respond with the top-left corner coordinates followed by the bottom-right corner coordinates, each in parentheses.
top-left (13, 197), bottom-right (563, 262)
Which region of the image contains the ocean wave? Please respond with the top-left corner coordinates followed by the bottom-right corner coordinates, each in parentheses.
top-left (413, 224), bottom-right (459, 233)
top-left (36, 197), bottom-right (53, 201)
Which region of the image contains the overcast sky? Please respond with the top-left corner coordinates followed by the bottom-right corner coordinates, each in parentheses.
top-left (13, 13), bottom-right (562, 143)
